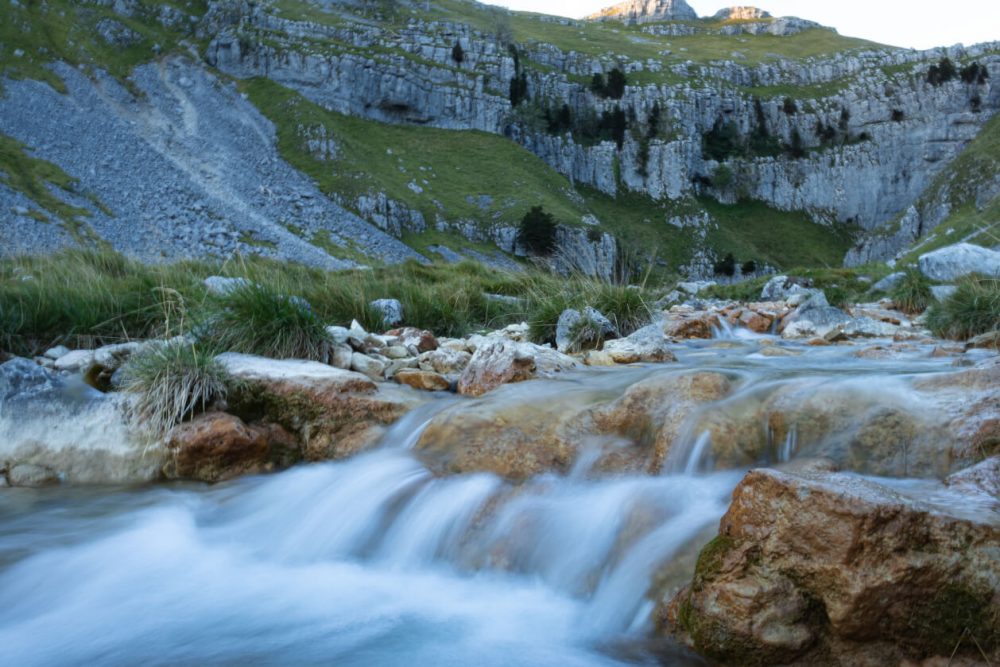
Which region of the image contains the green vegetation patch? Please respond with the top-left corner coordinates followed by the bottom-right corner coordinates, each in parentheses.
top-left (240, 77), bottom-right (591, 231)
top-left (0, 134), bottom-right (94, 229)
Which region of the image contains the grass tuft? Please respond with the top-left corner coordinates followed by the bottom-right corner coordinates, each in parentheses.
top-left (119, 340), bottom-right (230, 437)
top-left (890, 267), bottom-right (933, 314)
top-left (925, 275), bottom-right (1000, 341)
top-left (200, 283), bottom-right (332, 361)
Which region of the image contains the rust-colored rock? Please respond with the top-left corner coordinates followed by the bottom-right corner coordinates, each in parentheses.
top-left (394, 369), bottom-right (451, 392)
top-left (219, 353), bottom-right (425, 462)
top-left (662, 308), bottom-right (720, 339)
top-left (662, 468), bottom-right (1000, 666)
top-left (386, 327), bottom-right (439, 353)
top-left (164, 412), bottom-right (300, 483)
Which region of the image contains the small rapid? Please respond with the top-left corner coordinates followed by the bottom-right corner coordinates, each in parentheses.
top-left (0, 332), bottom-right (982, 666)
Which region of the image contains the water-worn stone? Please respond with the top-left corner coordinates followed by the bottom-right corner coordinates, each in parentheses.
top-left (386, 327), bottom-right (438, 353)
top-left (164, 411), bottom-right (299, 483)
top-left (350, 352), bottom-right (387, 381)
top-left (662, 468), bottom-right (1000, 666)
top-left (602, 324), bottom-right (678, 364)
top-left (0, 357), bottom-right (165, 484)
top-left (418, 347), bottom-right (472, 375)
top-left (218, 353), bottom-right (422, 461)
top-left (394, 369), bottom-right (451, 392)
top-left (457, 339), bottom-right (580, 397)
top-left (662, 309), bottom-right (720, 339)
top-left (6, 463), bottom-right (60, 487)
top-left (918, 243), bottom-right (1000, 282)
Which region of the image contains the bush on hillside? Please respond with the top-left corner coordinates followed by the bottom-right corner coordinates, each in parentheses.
top-left (451, 41), bottom-right (465, 64)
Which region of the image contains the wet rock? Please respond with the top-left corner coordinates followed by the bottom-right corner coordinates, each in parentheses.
top-left (967, 330), bottom-right (1000, 350)
top-left (582, 350), bottom-right (616, 366)
top-left (663, 469), bottom-right (1000, 666)
top-left (394, 369), bottom-right (451, 392)
top-left (415, 382), bottom-right (599, 479)
top-left (219, 353), bottom-right (421, 461)
top-left (164, 412), bottom-right (299, 483)
top-left (662, 308), bottom-right (720, 339)
top-left (918, 243), bottom-right (1000, 282)
top-left (592, 370), bottom-right (733, 473)
top-left (0, 358), bottom-right (165, 484)
top-left (457, 339), bottom-right (579, 397)
top-left (7, 463), bottom-right (60, 487)
top-left (946, 456), bottom-right (1000, 497)
top-left (602, 324), bottom-right (678, 364)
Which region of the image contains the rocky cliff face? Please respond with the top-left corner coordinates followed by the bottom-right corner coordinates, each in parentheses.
top-left (203, 0), bottom-right (999, 260)
top-left (584, 0), bottom-right (698, 23)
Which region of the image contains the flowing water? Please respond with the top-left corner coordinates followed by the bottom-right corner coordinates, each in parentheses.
top-left (0, 333), bottom-right (983, 666)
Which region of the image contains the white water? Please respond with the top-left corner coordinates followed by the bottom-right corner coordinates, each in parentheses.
top-left (0, 336), bottom-right (974, 665)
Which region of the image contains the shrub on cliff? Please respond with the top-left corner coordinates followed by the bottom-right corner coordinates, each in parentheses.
top-left (120, 341), bottom-right (230, 437)
top-left (926, 275), bottom-right (1000, 340)
top-left (517, 206), bottom-right (558, 256)
top-left (200, 283), bottom-right (332, 361)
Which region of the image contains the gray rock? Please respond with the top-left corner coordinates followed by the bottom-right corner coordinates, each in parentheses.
top-left (350, 352), bottom-right (387, 381)
top-left (204, 276), bottom-right (251, 296)
top-left (586, 0), bottom-right (698, 23)
top-left (678, 280), bottom-right (717, 295)
top-left (93, 342), bottom-right (143, 370)
top-left (872, 272), bottom-right (906, 293)
top-left (919, 243), bottom-right (1000, 282)
top-left (370, 299), bottom-right (404, 328)
top-left (761, 275), bottom-right (817, 302)
top-left (329, 344), bottom-right (354, 370)
top-left (781, 295), bottom-right (854, 339)
top-left (555, 307), bottom-right (617, 353)
top-left (931, 285), bottom-right (958, 301)
top-left (53, 349), bottom-right (95, 373)
top-left (44, 345), bottom-right (71, 360)
top-left (325, 326), bottom-right (351, 346)
top-left (602, 323), bottom-right (677, 364)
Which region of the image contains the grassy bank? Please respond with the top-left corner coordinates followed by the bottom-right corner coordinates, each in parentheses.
top-left (0, 249), bottom-right (661, 357)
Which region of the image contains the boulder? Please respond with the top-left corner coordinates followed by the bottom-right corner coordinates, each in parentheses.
top-left (350, 352), bottom-right (387, 381)
top-left (760, 275), bottom-right (815, 302)
top-left (394, 369), bottom-right (451, 392)
top-left (52, 349), bottom-right (95, 373)
top-left (218, 353), bottom-right (422, 461)
top-left (555, 307), bottom-right (617, 353)
top-left (918, 243), bottom-right (1000, 282)
top-left (663, 468), bottom-right (1000, 666)
top-left (0, 358), bottom-right (165, 484)
top-left (930, 284), bottom-right (958, 301)
top-left (370, 298), bottom-right (404, 327)
top-left (602, 323), bottom-right (678, 364)
top-left (163, 412), bottom-right (299, 483)
top-left (457, 339), bottom-right (580, 397)
top-left (780, 294), bottom-right (853, 340)
top-left (6, 463), bottom-right (60, 487)
top-left (872, 272), bottom-right (906, 293)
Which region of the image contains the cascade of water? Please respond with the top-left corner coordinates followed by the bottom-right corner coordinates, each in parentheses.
top-left (779, 425), bottom-right (797, 463)
top-left (683, 431), bottom-right (713, 475)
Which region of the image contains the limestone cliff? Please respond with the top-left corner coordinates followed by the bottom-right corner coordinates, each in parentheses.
top-left (585, 0), bottom-right (699, 24)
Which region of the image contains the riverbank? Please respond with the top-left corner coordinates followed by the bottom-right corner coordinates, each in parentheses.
top-left (1, 247), bottom-right (999, 665)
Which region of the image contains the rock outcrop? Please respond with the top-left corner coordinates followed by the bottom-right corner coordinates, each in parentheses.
top-left (585, 0), bottom-right (698, 23)
top-left (662, 468), bottom-right (1000, 666)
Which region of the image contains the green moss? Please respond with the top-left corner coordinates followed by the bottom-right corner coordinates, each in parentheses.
top-left (692, 534), bottom-right (735, 591)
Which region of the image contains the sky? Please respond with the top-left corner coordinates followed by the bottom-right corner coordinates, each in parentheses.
top-left (485, 0), bottom-right (1000, 50)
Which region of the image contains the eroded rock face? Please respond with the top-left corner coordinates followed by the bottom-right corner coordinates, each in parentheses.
top-left (586, 0), bottom-right (699, 23)
top-left (457, 339), bottom-right (579, 397)
top-left (662, 468), bottom-right (1000, 666)
top-left (918, 242), bottom-right (1000, 282)
top-left (219, 353), bottom-right (424, 461)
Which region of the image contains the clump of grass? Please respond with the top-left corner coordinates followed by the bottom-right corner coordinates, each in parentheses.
top-left (925, 276), bottom-right (1000, 341)
top-left (200, 283), bottom-right (332, 361)
top-left (523, 275), bottom-right (653, 344)
top-left (890, 267), bottom-right (933, 314)
top-left (120, 341), bottom-right (230, 437)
